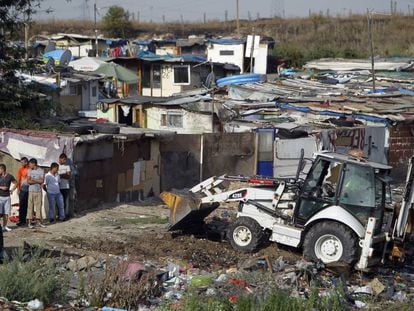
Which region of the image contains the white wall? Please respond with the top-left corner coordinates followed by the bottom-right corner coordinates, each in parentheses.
top-left (161, 64), bottom-right (184, 96)
top-left (80, 80), bottom-right (99, 111)
top-left (142, 88), bottom-right (162, 97)
top-left (207, 44), bottom-right (245, 73)
top-left (253, 44), bottom-right (268, 74)
top-left (64, 44), bottom-right (92, 58)
top-left (146, 107), bottom-right (213, 134)
top-left (142, 64), bottom-right (185, 97)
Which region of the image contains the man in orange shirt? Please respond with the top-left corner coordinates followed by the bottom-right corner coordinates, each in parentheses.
top-left (16, 157), bottom-right (29, 227)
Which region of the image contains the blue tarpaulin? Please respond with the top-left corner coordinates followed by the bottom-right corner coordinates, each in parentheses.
top-left (208, 38), bottom-right (245, 45)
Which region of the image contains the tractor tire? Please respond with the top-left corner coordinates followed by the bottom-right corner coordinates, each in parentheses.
top-left (228, 217), bottom-right (264, 252)
top-left (303, 221), bottom-right (359, 264)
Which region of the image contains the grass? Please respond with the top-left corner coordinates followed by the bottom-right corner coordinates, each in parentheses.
top-left (94, 216), bottom-right (169, 227)
top-left (0, 250), bottom-right (69, 306)
top-left (156, 286), bottom-right (351, 311)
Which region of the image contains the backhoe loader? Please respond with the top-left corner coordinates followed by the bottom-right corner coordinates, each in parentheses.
top-left (161, 151), bottom-right (414, 270)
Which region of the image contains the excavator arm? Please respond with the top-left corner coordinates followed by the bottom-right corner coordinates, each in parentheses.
top-left (160, 175), bottom-right (283, 231)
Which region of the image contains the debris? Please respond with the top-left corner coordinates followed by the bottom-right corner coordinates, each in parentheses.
top-left (124, 261), bottom-right (146, 281)
top-left (272, 256), bottom-right (286, 272)
top-left (66, 255), bottom-right (98, 271)
top-left (324, 261), bottom-right (351, 277)
top-left (354, 300), bottom-right (367, 309)
top-left (27, 299), bottom-right (44, 310)
top-left (102, 307), bottom-right (127, 311)
top-left (353, 285), bottom-right (373, 296)
top-left (392, 290), bottom-right (407, 302)
top-left (190, 275), bottom-right (213, 287)
top-left (206, 288), bottom-right (217, 296)
top-left (215, 274), bottom-right (228, 283)
top-left (369, 278), bottom-right (385, 296)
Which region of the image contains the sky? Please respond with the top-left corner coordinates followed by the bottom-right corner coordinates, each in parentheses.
top-left (34, 0), bottom-right (411, 22)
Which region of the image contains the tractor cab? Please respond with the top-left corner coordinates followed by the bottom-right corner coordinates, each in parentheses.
top-left (294, 152), bottom-right (392, 233)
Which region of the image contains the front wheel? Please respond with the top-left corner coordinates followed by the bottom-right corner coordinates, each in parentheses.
top-left (303, 221), bottom-right (359, 264)
top-left (228, 217), bottom-right (264, 252)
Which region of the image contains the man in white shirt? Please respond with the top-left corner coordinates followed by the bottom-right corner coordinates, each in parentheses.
top-left (44, 162), bottom-right (65, 223)
top-left (58, 153), bottom-right (72, 218)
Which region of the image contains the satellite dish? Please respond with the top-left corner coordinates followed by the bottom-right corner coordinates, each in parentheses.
top-left (59, 50), bottom-right (72, 67)
top-left (44, 41), bottom-right (56, 53)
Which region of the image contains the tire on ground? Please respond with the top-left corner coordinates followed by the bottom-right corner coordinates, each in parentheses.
top-left (228, 216), bottom-right (264, 252)
top-left (303, 221), bottom-right (359, 264)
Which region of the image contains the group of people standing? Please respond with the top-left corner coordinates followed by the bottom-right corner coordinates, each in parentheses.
top-left (0, 153), bottom-right (72, 231)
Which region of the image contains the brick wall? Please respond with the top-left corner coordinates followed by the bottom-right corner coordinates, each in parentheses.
top-left (389, 122), bottom-right (414, 180)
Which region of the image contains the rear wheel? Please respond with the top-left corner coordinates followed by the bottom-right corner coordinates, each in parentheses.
top-left (228, 217), bottom-right (264, 252)
top-left (303, 221), bottom-right (358, 264)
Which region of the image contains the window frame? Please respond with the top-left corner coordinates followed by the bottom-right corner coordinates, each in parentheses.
top-left (161, 111), bottom-right (183, 128)
top-left (173, 65), bottom-right (191, 85)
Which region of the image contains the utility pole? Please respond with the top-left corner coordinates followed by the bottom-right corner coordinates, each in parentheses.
top-left (367, 10), bottom-right (375, 92)
top-left (203, 12), bottom-right (206, 24)
top-left (236, 0), bottom-right (240, 35)
top-left (94, 0), bottom-right (98, 57)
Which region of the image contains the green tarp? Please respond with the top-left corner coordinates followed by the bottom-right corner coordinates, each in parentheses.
top-left (93, 62), bottom-right (139, 84)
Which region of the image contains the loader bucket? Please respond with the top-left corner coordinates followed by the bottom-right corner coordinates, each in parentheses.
top-left (160, 191), bottom-right (220, 231)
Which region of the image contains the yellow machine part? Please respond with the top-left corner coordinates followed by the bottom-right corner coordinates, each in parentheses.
top-left (160, 191), bottom-right (219, 231)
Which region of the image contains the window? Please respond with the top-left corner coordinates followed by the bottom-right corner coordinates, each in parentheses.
top-left (142, 63), bottom-right (151, 88)
top-left (69, 85), bottom-right (79, 96)
top-left (92, 86), bottom-right (97, 97)
top-left (173, 65), bottom-right (190, 85)
top-left (220, 50), bottom-right (234, 56)
top-left (339, 164), bottom-right (375, 208)
top-left (161, 112), bottom-right (183, 128)
top-left (153, 64), bottom-right (161, 88)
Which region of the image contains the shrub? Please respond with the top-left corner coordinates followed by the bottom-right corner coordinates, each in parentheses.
top-left (0, 250), bottom-right (69, 306)
top-left (88, 261), bottom-right (162, 309)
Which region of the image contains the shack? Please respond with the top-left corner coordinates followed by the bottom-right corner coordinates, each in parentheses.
top-left (96, 96), bottom-right (221, 134)
top-left (0, 127), bottom-right (167, 213)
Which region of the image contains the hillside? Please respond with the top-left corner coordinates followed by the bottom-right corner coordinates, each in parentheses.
top-left (31, 14), bottom-right (414, 66)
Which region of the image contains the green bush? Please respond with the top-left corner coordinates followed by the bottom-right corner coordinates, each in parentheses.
top-left (0, 250), bottom-right (69, 306)
top-left (273, 45), bottom-right (305, 67)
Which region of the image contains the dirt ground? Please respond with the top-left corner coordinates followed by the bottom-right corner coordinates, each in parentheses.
top-left (3, 199), bottom-right (301, 270)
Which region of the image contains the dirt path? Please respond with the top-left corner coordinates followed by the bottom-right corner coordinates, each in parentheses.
top-left (3, 200), bottom-right (301, 269)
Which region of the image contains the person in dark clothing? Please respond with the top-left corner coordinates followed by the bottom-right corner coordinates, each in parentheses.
top-left (16, 157), bottom-right (29, 226)
top-left (0, 164), bottom-right (17, 232)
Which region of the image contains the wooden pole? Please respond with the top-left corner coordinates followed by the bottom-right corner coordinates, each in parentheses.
top-left (368, 11), bottom-right (376, 92)
top-left (249, 28), bottom-right (255, 73)
top-left (236, 0), bottom-right (240, 35)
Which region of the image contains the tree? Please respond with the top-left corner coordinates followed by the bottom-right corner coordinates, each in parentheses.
top-left (0, 0), bottom-right (57, 127)
top-left (0, 0), bottom-right (61, 128)
top-left (0, 1), bottom-right (41, 110)
top-left (102, 5), bottom-right (132, 38)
